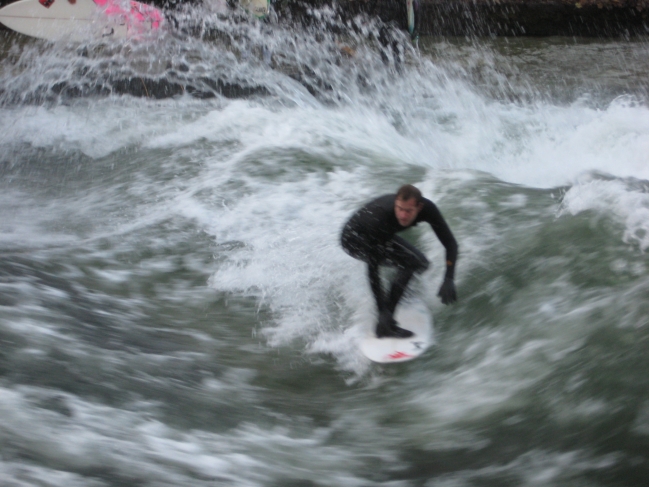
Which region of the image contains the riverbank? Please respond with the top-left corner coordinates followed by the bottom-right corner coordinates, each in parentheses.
top-left (184, 0), bottom-right (649, 38)
top-left (0, 0), bottom-right (647, 37)
top-left (311, 0), bottom-right (649, 37)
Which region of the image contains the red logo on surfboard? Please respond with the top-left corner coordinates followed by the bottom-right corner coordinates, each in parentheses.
top-left (39, 0), bottom-right (55, 7)
top-left (387, 351), bottom-right (414, 360)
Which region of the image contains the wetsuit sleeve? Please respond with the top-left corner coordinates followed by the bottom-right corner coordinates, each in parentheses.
top-left (421, 201), bottom-right (458, 280)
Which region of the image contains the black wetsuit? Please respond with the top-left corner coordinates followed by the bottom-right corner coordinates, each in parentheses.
top-left (341, 194), bottom-right (458, 316)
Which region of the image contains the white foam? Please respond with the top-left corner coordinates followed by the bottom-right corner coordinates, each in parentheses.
top-left (0, 98), bottom-right (216, 159)
top-left (425, 450), bottom-right (619, 487)
top-left (0, 461), bottom-right (106, 487)
top-left (559, 176), bottom-right (649, 250)
top-left (498, 97), bottom-right (649, 188)
top-left (0, 384), bottom-right (395, 486)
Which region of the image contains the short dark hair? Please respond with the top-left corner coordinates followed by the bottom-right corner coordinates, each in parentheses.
top-left (396, 184), bottom-right (423, 203)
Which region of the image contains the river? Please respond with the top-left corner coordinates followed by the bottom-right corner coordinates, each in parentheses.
top-left (0, 7), bottom-right (648, 486)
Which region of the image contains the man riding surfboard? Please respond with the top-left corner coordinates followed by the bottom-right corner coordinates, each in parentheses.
top-left (341, 184), bottom-right (458, 338)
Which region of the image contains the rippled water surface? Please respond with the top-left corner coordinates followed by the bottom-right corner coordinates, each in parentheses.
top-left (0, 9), bottom-right (648, 486)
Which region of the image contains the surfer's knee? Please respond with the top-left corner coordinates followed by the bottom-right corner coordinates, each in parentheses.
top-left (412, 255), bottom-right (429, 274)
top-left (402, 244), bottom-right (428, 273)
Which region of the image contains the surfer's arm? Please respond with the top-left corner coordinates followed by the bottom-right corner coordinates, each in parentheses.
top-left (420, 201), bottom-right (458, 305)
top-left (438, 230), bottom-right (458, 281)
top-left (421, 202), bottom-right (458, 280)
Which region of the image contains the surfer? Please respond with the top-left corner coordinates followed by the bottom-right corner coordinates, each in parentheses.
top-left (341, 184), bottom-right (458, 338)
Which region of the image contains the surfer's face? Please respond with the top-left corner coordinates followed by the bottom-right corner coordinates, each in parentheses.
top-left (395, 197), bottom-right (422, 227)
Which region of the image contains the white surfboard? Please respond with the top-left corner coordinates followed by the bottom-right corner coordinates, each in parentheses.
top-left (0, 0), bottom-right (164, 42)
top-left (360, 298), bottom-right (433, 363)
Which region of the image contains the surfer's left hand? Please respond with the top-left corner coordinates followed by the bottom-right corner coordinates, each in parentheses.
top-left (437, 278), bottom-right (457, 305)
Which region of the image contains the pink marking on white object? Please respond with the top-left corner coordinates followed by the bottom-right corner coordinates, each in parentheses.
top-left (93, 0), bottom-right (163, 29)
top-left (387, 351), bottom-right (414, 360)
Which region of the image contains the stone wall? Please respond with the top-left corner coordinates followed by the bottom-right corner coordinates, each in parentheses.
top-left (324, 0), bottom-right (649, 36)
